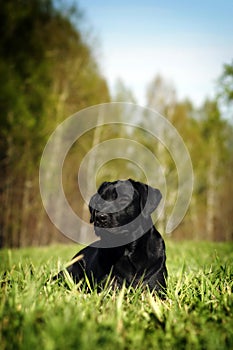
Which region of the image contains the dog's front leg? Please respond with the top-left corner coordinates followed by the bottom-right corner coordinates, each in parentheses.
top-left (112, 256), bottom-right (137, 288)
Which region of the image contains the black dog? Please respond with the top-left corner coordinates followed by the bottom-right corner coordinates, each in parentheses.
top-left (56, 179), bottom-right (167, 295)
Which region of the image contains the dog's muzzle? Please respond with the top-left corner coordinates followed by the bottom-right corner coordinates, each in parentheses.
top-left (94, 211), bottom-right (112, 228)
top-left (93, 209), bottom-right (143, 241)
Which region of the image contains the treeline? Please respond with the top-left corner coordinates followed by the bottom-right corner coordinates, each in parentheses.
top-left (0, 1), bottom-right (232, 247)
top-left (0, 0), bottom-right (110, 247)
top-left (144, 75), bottom-right (233, 241)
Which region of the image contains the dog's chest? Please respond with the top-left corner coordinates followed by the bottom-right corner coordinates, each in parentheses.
top-left (123, 247), bottom-right (131, 256)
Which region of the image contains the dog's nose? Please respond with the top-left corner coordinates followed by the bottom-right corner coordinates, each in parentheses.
top-left (96, 212), bottom-right (108, 225)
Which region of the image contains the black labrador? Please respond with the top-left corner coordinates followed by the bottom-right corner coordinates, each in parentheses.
top-left (55, 179), bottom-right (167, 295)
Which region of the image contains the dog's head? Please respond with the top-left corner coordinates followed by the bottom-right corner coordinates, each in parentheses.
top-left (89, 179), bottom-right (162, 240)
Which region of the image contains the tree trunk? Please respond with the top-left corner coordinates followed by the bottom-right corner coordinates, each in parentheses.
top-left (206, 142), bottom-right (218, 240)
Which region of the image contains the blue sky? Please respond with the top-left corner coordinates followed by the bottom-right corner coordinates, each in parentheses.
top-left (77, 0), bottom-right (233, 107)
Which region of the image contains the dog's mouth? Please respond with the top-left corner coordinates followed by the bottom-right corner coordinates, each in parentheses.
top-left (91, 207), bottom-right (150, 246)
top-left (94, 222), bottom-right (145, 247)
top-left (93, 212), bottom-right (140, 241)
top-left (94, 226), bottom-right (133, 244)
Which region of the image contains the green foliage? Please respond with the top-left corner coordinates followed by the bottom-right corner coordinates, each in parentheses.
top-left (0, 242), bottom-right (233, 349)
top-left (0, 0), bottom-right (110, 247)
top-left (144, 73), bottom-right (233, 240)
top-left (113, 79), bottom-right (137, 103)
top-left (0, 1), bottom-right (52, 141)
top-left (0, 0), bottom-right (109, 164)
top-left (218, 60), bottom-right (233, 102)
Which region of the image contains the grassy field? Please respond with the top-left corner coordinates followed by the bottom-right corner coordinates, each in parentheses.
top-left (0, 240), bottom-right (233, 350)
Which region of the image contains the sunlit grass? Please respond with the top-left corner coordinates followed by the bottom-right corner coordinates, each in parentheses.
top-left (0, 241), bottom-right (233, 349)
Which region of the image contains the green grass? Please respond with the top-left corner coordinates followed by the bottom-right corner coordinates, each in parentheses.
top-left (0, 241), bottom-right (233, 350)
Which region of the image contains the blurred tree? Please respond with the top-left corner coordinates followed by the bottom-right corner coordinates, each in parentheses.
top-left (146, 75), bottom-right (177, 119)
top-left (0, 0), bottom-right (109, 247)
top-left (144, 75), bottom-right (179, 233)
top-left (112, 78), bottom-right (137, 103)
top-left (0, 0), bottom-right (56, 247)
top-left (144, 73), bottom-right (233, 241)
top-left (199, 100), bottom-right (226, 240)
top-left (216, 59), bottom-right (233, 240)
top-left (182, 98), bottom-right (233, 241)
top-left (218, 60), bottom-right (233, 103)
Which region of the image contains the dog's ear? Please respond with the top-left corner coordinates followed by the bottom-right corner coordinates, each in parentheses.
top-left (129, 179), bottom-right (162, 217)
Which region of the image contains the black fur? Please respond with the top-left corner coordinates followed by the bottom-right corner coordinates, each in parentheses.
top-left (55, 179), bottom-right (167, 295)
